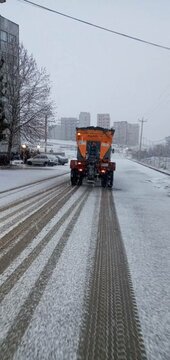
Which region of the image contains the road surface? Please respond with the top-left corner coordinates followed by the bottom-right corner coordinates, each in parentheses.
top-left (0, 159), bottom-right (169, 359)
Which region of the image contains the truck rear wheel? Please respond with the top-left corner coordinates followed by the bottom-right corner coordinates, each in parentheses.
top-left (107, 171), bottom-right (114, 188)
top-left (78, 176), bottom-right (83, 186)
top-left (101, 174), bottom-right (107, 188)
top-left (71, 169), bottom-right (78, 186)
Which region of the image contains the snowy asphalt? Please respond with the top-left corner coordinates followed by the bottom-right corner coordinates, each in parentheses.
top-left (0, 159), bottom-right (170, 360)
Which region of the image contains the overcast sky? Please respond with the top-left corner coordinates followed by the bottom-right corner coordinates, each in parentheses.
top-left (1, 0), bottom-right (170, 142)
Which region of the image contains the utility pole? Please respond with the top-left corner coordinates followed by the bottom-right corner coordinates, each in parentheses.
top-left (45, 114), bottom-right (47, 153)
top-left (138, 118), bottom-right (147, 160)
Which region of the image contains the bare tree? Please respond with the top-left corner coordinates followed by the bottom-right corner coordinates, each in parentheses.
top-left (5, 43), bottom-right (53, 160)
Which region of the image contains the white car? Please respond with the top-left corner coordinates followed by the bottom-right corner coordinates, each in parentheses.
top-left (10, 159), bottom-right (24, 166)
top-left (10, 155), bottom-right (24, 166)
top-left (27, 154), bottom-right (58, 166)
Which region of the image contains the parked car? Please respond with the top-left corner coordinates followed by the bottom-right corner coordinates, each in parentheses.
top-left (55, 155), bottom-right (68, 165)
top-left (10, 159), bottom-right (24, 166)
top-left (27, 154), bottom-right (58, 166)
top-left (48, 154), bottom-right (59, 165)
top-left (10, 154), bottom-right (24, 166)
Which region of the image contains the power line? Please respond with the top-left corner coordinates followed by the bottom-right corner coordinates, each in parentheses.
top-left (18, 0), bottom-right (170, 51)
top-left (143, 83), bottom-right (170, 117)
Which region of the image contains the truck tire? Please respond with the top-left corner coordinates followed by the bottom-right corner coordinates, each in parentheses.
top-left (108, 171), bottom-right (114, 188)
top-left (101, 174), bottom-right (107, 188)
top-left (71, 169), bottom-right (78, 186)
top-left (78, 176), bottom-right (83, 186)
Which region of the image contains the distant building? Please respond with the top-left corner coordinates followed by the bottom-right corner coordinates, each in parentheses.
top-left (165, 136), bottom-right (170, 146)
top-left (79, 112), bottom-right (91, 127)
top-left (127, 123), bottom-right (140, 146)
top-left (97, 114), bottom-right (110, 129)
top-left (0, 15), bottom-right (19, 152)
top-left (113, 121), bottom-right (139, 146)
top-left (113, 121), bottom-right (128, 145)
top-left (48, 124), bottom-right (61, 140)
top-left (61, 117), bottom-right (78, 140)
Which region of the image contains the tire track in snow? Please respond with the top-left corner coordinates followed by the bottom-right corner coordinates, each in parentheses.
top-left (0, 188), bottom-right (87, 302)
top-left (0, 183), bottom-right (71, 253)
top-left (0, 180), bottom-right (68, 215)
top-left (0, 187), bottom-right (88, 343)
top-left (14, 188), bottom-right (100, 360)
top-left (0, 183), bottom-right (70, 255)
top-left (0, 185), bottom-right (77, 274)
top-left (0, 171), bottom-right (69, 196)
top-left (0, 185), bottom-right (67, 236)
top-left (0, 189), bottom-right (90, 360)
top-left (78, 190), bottom-right (147, 360)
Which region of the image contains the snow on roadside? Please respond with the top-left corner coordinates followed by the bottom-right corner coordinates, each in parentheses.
top-left (0, 169), bottom-right (70, 209)
top-left (0, 166), bottom-right (70, 192)
top-left (113, 158), bottom-right (170, 360)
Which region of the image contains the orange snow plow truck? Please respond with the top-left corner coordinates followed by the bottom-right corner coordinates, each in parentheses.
top-left (70, 126), bottom-right (116, 188)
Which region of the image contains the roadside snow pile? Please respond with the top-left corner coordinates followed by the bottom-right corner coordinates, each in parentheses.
top-left (137, 157), bottom-right (170, 175)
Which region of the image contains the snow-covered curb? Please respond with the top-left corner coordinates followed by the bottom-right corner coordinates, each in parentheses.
top-left (130, 159), bottom-right (170, 176)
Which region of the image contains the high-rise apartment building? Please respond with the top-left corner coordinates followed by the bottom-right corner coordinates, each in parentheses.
top-left (113, 121), bottom-right (139, 146)
top-left (0, 16), bottom-right (19, 54)
top-left (48, 124), bottom-right (61, 140)
top-left (113, 121), bottom-right (128, 145)
top-left (127, 123), bottom-right (140, 146)
top-left (79, 112), bottom-right (91, 127)
top-left (97, 114), bottom-right (110, 129)
top-left (61, 117), bottom-right (78, 141)
top-left (0, 15), bottom-right (19, 151)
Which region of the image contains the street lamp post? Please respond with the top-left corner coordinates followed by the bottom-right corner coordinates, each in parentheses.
top-left (21, 144), bottom-right (26, 163)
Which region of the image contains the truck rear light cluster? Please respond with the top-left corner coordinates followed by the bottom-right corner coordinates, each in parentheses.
top-left (101, 169), bottom-right (106, 173)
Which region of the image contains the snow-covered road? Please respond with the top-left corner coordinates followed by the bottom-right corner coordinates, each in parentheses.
top-left (0, 159), bottom-right (169, 360)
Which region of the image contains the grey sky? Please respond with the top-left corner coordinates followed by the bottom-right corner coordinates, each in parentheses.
top-left (1, 0), bottom-right (170, 141)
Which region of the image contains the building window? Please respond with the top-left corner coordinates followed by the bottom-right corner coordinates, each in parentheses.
top-left (0, 41), bottom-right (8, 52)
top-left (0, 30), bottom-right (8, 42)
top-left (8, 33), bottom-right (16, 44)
